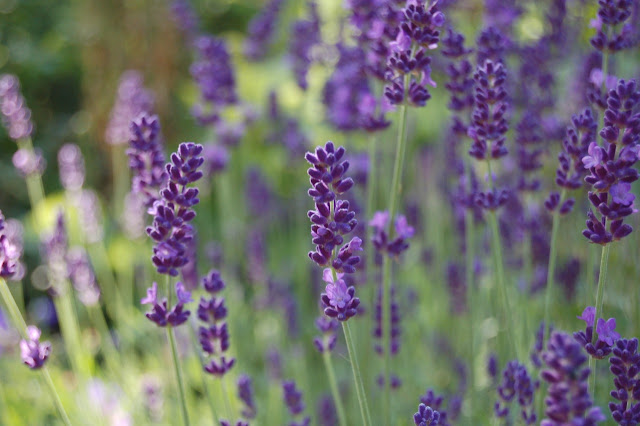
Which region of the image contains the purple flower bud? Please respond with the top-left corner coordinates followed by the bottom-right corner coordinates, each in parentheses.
top-left (0, 74), bottom-right (33, 140)
top-left (106, 71), bottom-right (154, 145)
top-left (20, 325), bottom-right (51, 369)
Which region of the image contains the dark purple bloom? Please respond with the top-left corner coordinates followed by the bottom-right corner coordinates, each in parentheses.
top-left (146, 142), bottom-right (204, 276)
top-left (243, 0), bottom-right (283, 61)
top-left (579, 306), bottom-right (597, 328)
top-left (289, 1), bottom-right (321, 91)
top-left (591, 0), bottom-right (637, 52)
top-left (609, 338), bottom-right (640, 424)
top-left (317, 395), bottom-right (337, 426)
top-left (105, 71), bottom-right (154, 145)
top-left (0, 211), bottom-right (20, 279)
top-left (541, 331), bottom-right (605, 425)
top-left (20, 325), bottom-right (51, 370)
top-left (199, 269), bottom-right (235, 377)
top-left (0, 74), bottom-right (33, 141)
top-left (170, 0), bottom-right (199, 40)
top-left (413, 403), bottom-right (440, 425)
top-left (495, 360), bottom-right (538, 424)
top-left (141, 281), bottom-right (193, 327)
top-left (237, 374), bottom-right (256, 419)
top-left (128, 114), bottom-right (168, 209)
top-left (283, 380), bottom-right (310, 426)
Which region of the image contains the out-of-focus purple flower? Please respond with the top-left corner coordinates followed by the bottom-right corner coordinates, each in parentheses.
top-left (591, 0), bottom-right (637, 52)
top-left (20, 325), bottom-right (51, 369)
top-left (413, 403), bottom-right (440, 425)
top-left (128, 114), bottom-right (168, 209)
top-left (237, 374), bottom-right (256, 419)
top-left (12, 147), bottom-right (45, 177)
top-left (445, 263), bottom-right (466, 315)
top-left (105, 71), bottom-right (154, 145)
top-left (203, 144), bottom-right (229, 176)
top-left (67, 247), bottom-right (100, 306)
top-left (244, 0), bottom-right (283, 61)
top-left (170, 0), bottom-right (199, 40)
top-left (146, 142), bottom-right (204, 276)
top-left (384, 1), bottom-right (444, 107)
top-left (0, 74), bottom-right (33, 141)
top-left (77, 190), bottom-right (104, 244)
top-left (608, 338), bottom-right (640, 424)
top-left (41, 211), bottom-right (70, 290)
top-left (283, 380), bottom-right (310, 426)
top-left (476, 26), bottom-right (508, 65)
top-left (58, 143), bottom-right (85, 192)
top-left (370, 210), bottom-right (414, 258)
top-left (141, 281), bottom-right (192, 327)
top-left (317, 394), bottom-right (337, 426)
top-left (313, 316), bottom-right (339, 353)
top-left (0, 211), bottom-right (20, 279)
top-left (373, 284), bottom-right (400, 357)
top-left (596, 317), bottom-right (620, 346)
top-left (199, 269), bottom-right (235, 377)
top-left (494, 360), bottom-right (538, 424)
top-left (541, 332), bottom-right (605, 425)
top-left (181, 236), bottom-right (199, 291)
top-left (578, 306), bottom-right (597, 328)
top-left (289, 1), bottom-right (321, 91)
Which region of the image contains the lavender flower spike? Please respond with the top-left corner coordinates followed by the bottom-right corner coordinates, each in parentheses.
top-left (413, 403), bottom-right (440, 425)
top-left (105, 70), bottom-right (154, 145)
top-left (20, 325), bottom-right (51, 370)
top-left (0, 74), bottom-right (33, 141)
top-left (0, 211), bottom-right (20, 278)
top-left (141, 281), bottom-right (193, 327)
top-left (609, 338), bottom-right (640, 424)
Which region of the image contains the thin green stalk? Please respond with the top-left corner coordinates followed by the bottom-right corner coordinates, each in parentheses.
top-left (165, 276), bottom-right (190, 426)
top-left (187, 319), bottom-right (219, 425)
top-left (589, 243), bottom-right (611, 398)
top-left (17, 138), bottom-right (45, 211)
top-left (87, 242), bottom-right (123, 323)
top-left (88, 305), bottom-right (121, 377)
top-left (0, 278), bottom-right (72, 425)
top-left (10, 279), bottom-right (25, 315)
top-left (382, 99), bottom-right (409, 424)
top-left (322, 351), bottom-right (348, 426)
top-left (543, 189), bottom-right (566, 344)
top-left (112, 145), bottom-right (129, 219)
top-left (54, 284), bottom-right (93, 377)
top-left (342, 322), bottom-right (372, 426)
top-left (220, 376), bottom-right (234, 420)
top-left (464, 207), bottom-right (475, 420)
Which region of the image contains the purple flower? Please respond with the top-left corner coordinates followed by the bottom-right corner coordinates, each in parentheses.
top-left (0, 74), bottom-right (33, 141)
top-left (583, 142), bottom-right (604, 168)
top-left (0, 211), bottom-right (20, 279)
top-left (578, 306), bottom-right (596, 328)
top-left (370, 210), bottom-right (415, 258)
top-left (494, 360), bottom-right (538, 424)
top-left (105, 71), bottom-right (154, 145)
top-left (67, 247), bottom-right (100, 306)
top-left (320, 269), bottom-right (359, 321)
top-left (610, 182), bottom-right (635, 205)
top-left (141, 282), bottom-right (192, 327)
top-left (12, 147), bottom-right (45, 177)
top-left (596, 317), bottom-right (620, 346)
top-left (288, 1), bottom-right (321, 91)
top-left (237, 374), bottom-right (256, 419)
top-left (413, 403), bottom-right (440, 426)
top-left (541, 332), bottom-right (605, 425)
top-left (608, 338), bottom-right (640, 424)
top-left (395, 215), bottom-right (415, 239)
top-left (283, 380), bottom-right (310, 426)
top-left (243, 0), bottom-right (283, 61)
top-left (312, 316), bottom-right (338, 353)
top-left (20, 326), bottom-right (51, 370)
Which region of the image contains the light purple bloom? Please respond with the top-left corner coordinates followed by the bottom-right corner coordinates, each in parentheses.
top-left (596, 317), bottom-right (620, 346)
top-left (582, 142), bottom-right (603, 168)
top-left (20, 325), bottom-right (51, 369)
top-left (577, 306), bottom-right (596, 328)
top-left (369, 211), bottom-right (390, 229)
top-left (141, 282), bottom-right (158, 305)
top-left (176, 282), bottom-right (193, 304)
top-left (610, 182), bottom-right (635, 205)
top-left (395, 215), bottom-right (415, 239)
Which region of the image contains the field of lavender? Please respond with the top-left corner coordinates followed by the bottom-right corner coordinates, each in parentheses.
top-left (1, 0), bottom-right (639, 424)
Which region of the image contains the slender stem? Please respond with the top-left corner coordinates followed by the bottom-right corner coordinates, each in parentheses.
top-left (17, 138), bottom-right (46, 211)
top-left (342, 322), bottom-right (372, 426)
top-left (543, 189), bottom-right (566, 344)
top-left (54, 284), bottom-right (92, 377)
top-left (88, 305), bottom-right (121, 377)
top-left (0, 278), bottom-right (72, 425)
top-left (588, 243), bottom-right (611, 398)
top-left (322, 351), bottom-right (348, 426)
top-left (220, 376), bottom-right (233, 420)
top-left (464, 207), bottom-right (475, 419)
top-left (381, 99), bottom-right (409, 424)
top-left (165, 276), bottom-right (190, 426)
top-left (187, 318), bottom-right (219, 425)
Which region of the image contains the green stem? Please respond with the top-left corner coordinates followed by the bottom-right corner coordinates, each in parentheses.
top-left (220, 376), bottom-right (233, 420)
top-left (54, 283), bottom-right (93, 377)
top-left (187, 319), bottom-right (219, 425)
top-left (464, 207), bottom-right (475, 419)
top-left (588, 243), bottom-right (611, 398)
top-left (543, 189), bottom-right (566, 344)
top-left (342, 322), bottom-right (372, 426)
top-left (88, 305), bottom-right (121, 377)
top-left (17, 138), bottom-right (45, 211)
top-left (165, 276), bottom-right (190, 426)
top-left (112, 145), bottom-right (129, 220)
top-left (382, 99), bottom-right (409, 424)
top-left (322, 351), bottom-right (348, 426)
top-left (0, 278), bottom-right (72, 425)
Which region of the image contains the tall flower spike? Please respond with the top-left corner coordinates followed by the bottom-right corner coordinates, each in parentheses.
top-left (289, 1), bottom-right (321, 91)
top-left (0, 211), bottom-right (20, 279)
top-left (541, 331), bottom-right (605, 425)
top-left (243, 0), bottom-right (284, 61)
top-left (608, 338), bottom-right (640, 424)
top-left (146, 142), bottom-right (204, 276)
top-left (0, 74), bottom-right (33, 141)
top-left (283, 380), bottom-right (310, 426)
top-left (237, 374), bottom-right (257, 419)
top-left (105, 70), bottom-right (154, 145)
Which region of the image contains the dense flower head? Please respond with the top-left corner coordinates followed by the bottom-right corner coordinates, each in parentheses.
top-left (146, 142), bottom-right (203, 276)
top-left (0, 74), bottom-right (33, 140)
top-left (608, 338), bottom-right (640, 424)
top-left (237, 374), bottom-right (257, 419)
top-left (243, 0), bottom-right (283, 61)
top-left (574, 306), bottom-right (617, 359)
top-left (0, 211), bottom-right (20, 279)
top-left (105, 70), bottom-right (155, 145)
top-left (546, 108), bottom-right (598, 215)
top-left (20, 325), bottom-right (51, 370)
top-left (384, 0), bottom-right (444, 106)
top-left (591, 0), bottom-right (637, 52)
top-left (541, 331), bottom-right (605, 425)
top-left (476, 26), bottom-right (508, 64)
top-left (289, 1), bottom-right (321, 91)
top-left (141, 281), bottom-right (192, 327)
top-left (191, 35), bottom-right (237, 124)
top-left (414, 403), bottom-right (440, 425)
top-left (198, 269), bottom-right (235, 377)
top-left (442, 28), bottom-right (474, 117)
top-left (306, 141), bottom-right (362, 276)
top-left (128, 114), bottom-right (168, 209)
top-left (468, 59), bottom-right (509, 160)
